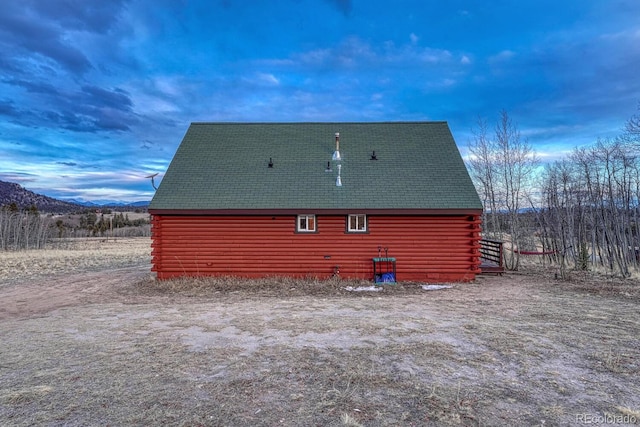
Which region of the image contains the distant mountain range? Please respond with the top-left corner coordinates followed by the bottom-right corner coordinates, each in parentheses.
top-left (65, 198), bottom-right (150, 208)
top-left (0, 180), bottom-right (149, 213)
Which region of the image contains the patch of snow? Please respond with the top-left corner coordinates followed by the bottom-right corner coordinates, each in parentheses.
top-left (421, 284), bottom-right (452, 291)
top-left (344, 286), bottom-right (383, 292)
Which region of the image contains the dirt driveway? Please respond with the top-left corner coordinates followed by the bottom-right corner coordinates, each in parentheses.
top-left (0, 241), bottom-right (639, 426)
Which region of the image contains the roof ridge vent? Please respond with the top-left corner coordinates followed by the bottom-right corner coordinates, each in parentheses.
top-left (332, 132), bottom-right (341, 161)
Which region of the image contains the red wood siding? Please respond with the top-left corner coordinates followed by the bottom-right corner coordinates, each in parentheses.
top-left (151, 214), bottom-right (482, 282)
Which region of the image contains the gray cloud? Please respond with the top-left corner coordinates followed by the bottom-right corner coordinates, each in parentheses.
top-left (3, 78), bottom-right (60, 95)
top-left (0, 99), bottom-right (19, 117)
top-left (0, 1), bottom-right (130, 76)
top-left (41, 108), bottom-right (134, 133)
top-left (0, 11), bottom-right (93, 74)
top-left (0, 172), bottom-right (39, 183)
top-left (1, 78), bottom-right (138, 132)
top-left (0, 1), bottom-right (139, 135)
top-left (28, 0), bottom-right (130, 33)
top-left (80, 85), bottom-right (133, 111)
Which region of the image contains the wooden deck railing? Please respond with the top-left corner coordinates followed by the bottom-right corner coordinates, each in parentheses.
top-left (479, 239), bottom-right (504, 274)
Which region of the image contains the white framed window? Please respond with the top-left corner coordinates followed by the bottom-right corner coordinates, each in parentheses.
top-left (297, 214), bottom-right (316, 232)
top-left (347, 214), bottom-right (367, 232)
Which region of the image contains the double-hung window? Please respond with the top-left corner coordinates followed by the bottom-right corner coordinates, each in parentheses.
top-left (297, 214), bottom-right (316, 232)
top-left (347, 214), bottom-right (367, 232)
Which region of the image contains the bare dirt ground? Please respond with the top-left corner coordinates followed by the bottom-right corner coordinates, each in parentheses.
top-left (1, 238), bottom-right (639, 426)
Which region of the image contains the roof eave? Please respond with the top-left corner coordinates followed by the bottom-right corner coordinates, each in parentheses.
top-left (149, 208), bottom-right (483, 216)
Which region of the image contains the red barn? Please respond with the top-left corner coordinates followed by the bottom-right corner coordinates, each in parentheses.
top-left (149, 122), bottom-right (483, 282)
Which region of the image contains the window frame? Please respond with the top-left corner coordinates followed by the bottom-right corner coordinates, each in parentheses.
top-left (296, 214), bottom-right (317, 233)
top-left (346, 214), bottom-right (368, 233)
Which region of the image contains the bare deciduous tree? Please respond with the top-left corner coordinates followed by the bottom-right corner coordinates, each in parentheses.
top-left (467, 110), bottom-right (538, 270)
top-left (467, 117), bottom-right (500, 238)
top-left (625, 102), bottom-right (640, 139)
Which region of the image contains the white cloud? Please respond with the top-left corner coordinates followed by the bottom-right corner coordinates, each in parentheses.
top-left (599, 27), bottom-right (640, 42)
top-left (283, 36), bottom-right (458, 70)
top-left (488, 50), bottom-right (516, 63)
top-left (133, 93), bottom-right (180, 113)
top-left (256, 72), bottom-right (280, 86)
top-left (295, 48), bottom-right (332, 65)
top-left (533, 149), bottom-right (574, 163)
top-left (426, 78), bottom-right (457, 90)
top-left (153, 76), bottom-right (183, 97)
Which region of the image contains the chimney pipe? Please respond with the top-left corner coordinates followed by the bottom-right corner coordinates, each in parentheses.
top-left (332, 132), bottom-right (341, 161)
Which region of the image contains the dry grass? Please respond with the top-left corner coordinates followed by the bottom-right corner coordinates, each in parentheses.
top-left (132, 274), bottom-right (439, 300)
top-left (1, 239), bottom-right (639, 426)
top-left (616, 406), bottom-right (640, 420)
top-left (0, 237), bottom-right (151, 285)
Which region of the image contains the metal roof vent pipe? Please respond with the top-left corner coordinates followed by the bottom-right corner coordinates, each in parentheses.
top-left (332, 132), bottom-right (341, 161)
top-left (336, 164), bottom-right (342, 187)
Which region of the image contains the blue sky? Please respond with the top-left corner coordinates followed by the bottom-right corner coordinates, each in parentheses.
top-left (1, 0), bottom-right (639, 203)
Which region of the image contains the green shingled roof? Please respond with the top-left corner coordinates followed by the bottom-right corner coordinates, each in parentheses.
top-left (149, 122), bottom-right (482, 211)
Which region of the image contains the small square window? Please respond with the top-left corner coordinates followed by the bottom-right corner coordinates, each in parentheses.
top-left (297, 214), bottom-right (316, 232)
top-left (347, 214), bottom-right (367, 232)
